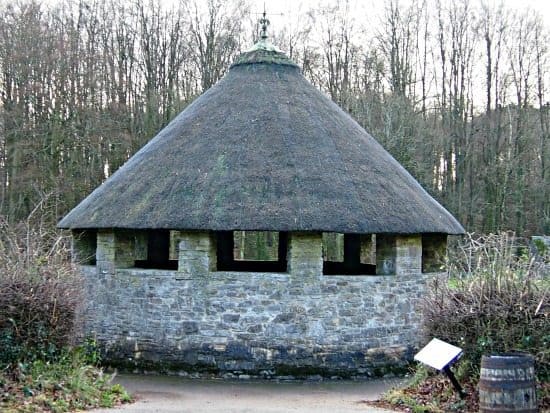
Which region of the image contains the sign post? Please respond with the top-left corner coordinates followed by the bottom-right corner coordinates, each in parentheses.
top-left (414, 338), bottom-right (466, 399)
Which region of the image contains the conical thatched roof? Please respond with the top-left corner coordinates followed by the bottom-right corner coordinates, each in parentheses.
top-left (59, 40), bottom-right (464, 235)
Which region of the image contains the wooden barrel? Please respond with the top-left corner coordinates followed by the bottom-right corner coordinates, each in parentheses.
top-left (479, 353), bottom-right (538, 413)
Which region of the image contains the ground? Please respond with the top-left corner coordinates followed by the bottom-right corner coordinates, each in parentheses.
top-left (91, 374), bottom-right (402, 413)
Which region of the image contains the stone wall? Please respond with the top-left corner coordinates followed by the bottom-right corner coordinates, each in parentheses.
top-left (78, 231), bottom-right (438, 378)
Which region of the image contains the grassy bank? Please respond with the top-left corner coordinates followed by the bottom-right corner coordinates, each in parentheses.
top-left (1, 345), bottom-right (131, 413)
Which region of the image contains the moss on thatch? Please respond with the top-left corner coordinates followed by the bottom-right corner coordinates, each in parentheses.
top-left (231, 47), bottom-right (298, 68)
top-left (58, 44), bottom-right (464, 235)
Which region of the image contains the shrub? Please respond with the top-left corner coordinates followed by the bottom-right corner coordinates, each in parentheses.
top-left (0, 211), bottom-right (82, 369)
top-left (422, 232), bottom-right (549, 380)
top-left (0, 207), bottom-right (132, 412)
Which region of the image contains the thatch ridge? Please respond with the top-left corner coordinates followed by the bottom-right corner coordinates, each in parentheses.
top-left (59, 48), bottom-right (464, 235)
top-left (230, 48), bottom-right (298, 68)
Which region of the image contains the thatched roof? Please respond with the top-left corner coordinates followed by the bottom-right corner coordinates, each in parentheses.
top-left (58, 40), bottom-right (464, 235)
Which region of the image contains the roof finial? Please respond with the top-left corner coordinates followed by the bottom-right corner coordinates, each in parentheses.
top-left (260, 3), bottom-right (269, 40)
top-left (245, 6), bottom-right (283, 53)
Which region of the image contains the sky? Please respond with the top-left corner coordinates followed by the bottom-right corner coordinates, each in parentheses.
top-left (240, 0), bottom-right (550, 111)
top-left (33, 0), bottom-right (550, 29)
top-left (487, 0), bottom-right (550, 21)
top-left (246, 0), bottom-right (550, 29)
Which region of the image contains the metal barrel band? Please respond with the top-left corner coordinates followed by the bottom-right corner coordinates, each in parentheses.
top-left (482, 359), bottom-right (534, 369)
top-left (479, 380), bottom-right (536, 391)
top-left (479, 407), bottom-right (538, 413)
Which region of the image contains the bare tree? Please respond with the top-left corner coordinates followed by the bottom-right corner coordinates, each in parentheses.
top-left (0, 0), bottom-right (548, 234)
top-left (187, 0), bottom-right (245, 92)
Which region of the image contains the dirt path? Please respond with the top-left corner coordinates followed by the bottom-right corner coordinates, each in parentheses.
top-left (92, 374), bottom-right (401, 413)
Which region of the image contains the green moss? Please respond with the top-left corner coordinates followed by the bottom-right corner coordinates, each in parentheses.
top-left (533, 238), bottom-right (548, 255)
top-left (104, 357), bottom-right (221, 375)
top-left (231, 49), bottom-right (298, 68)
top-left (102, 356), bottom-right (412, 380)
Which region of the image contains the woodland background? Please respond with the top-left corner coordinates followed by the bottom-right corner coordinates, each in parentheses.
top-left (0, 0), bottom-right (548, 235)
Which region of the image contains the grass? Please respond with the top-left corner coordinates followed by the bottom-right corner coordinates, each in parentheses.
top-left (0, 345), bottom-right (132, 413)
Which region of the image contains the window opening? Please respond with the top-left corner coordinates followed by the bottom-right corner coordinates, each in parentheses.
top-left (323, 233), bottom-right (376, 275)
top-left (233, 231), bottom-right (279, 261)
top-left (322, 232), bottom-right (344, 262)
top-left (135, 229), bottom-right (177, 270)
top-left (216, 231), bottom-right (287, 272)
top-left (422, 234), bottom-right (447, 273)
top-left (72, 230), bottom-right (97, 265)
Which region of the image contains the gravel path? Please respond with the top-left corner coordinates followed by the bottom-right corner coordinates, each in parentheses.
top-left (92, 374), bottom-right (402, 413)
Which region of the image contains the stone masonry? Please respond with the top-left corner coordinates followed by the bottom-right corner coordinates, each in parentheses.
top-left (77, 231), bottom-right (442, 378)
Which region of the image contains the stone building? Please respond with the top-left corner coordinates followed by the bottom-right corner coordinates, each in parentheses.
top-left (59, 35), bottom-right (464, 377)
